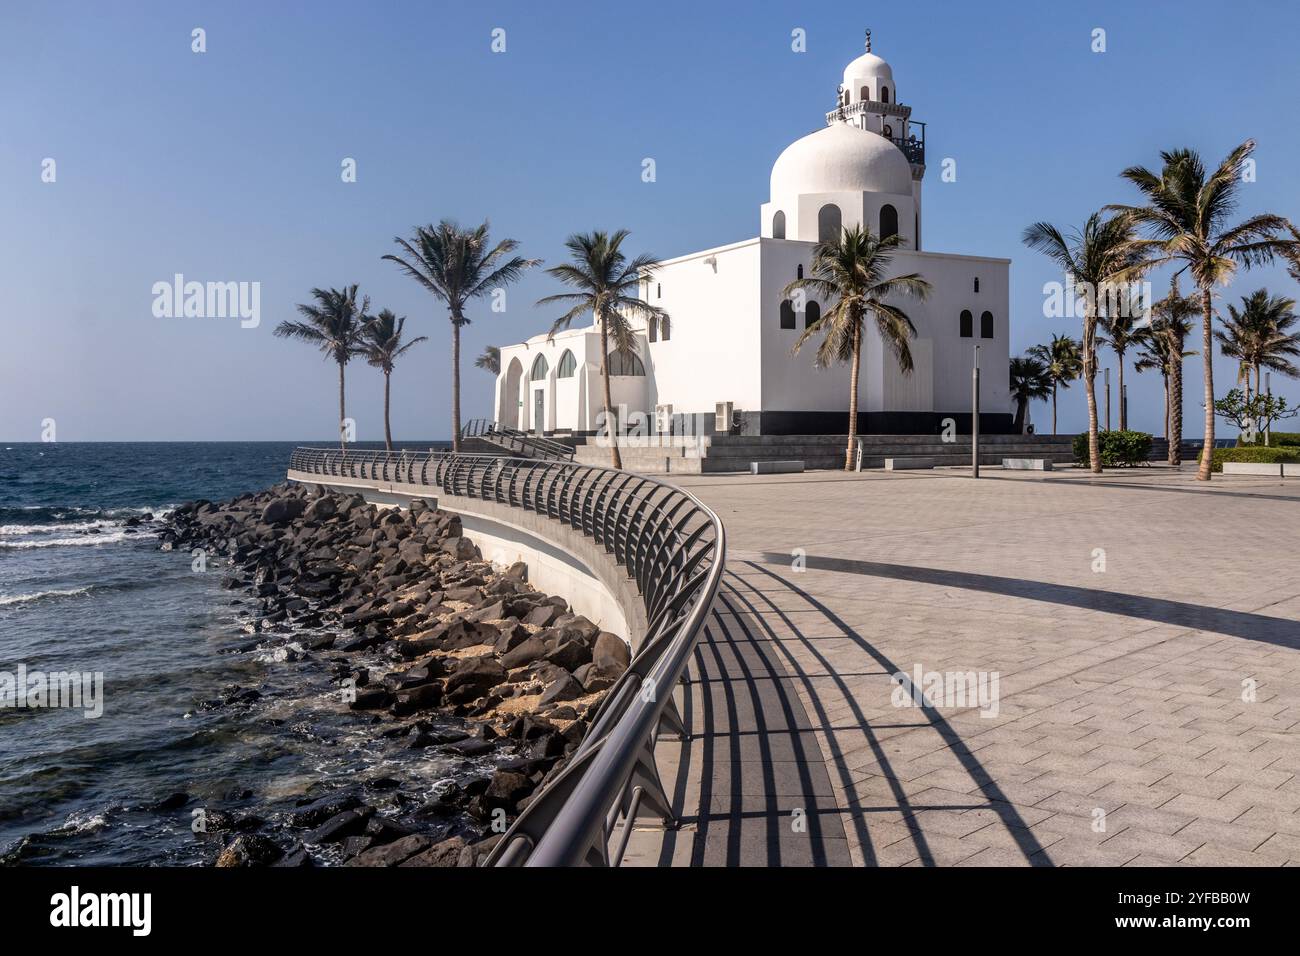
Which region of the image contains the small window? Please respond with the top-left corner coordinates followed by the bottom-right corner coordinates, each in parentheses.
top-left (883, 124), bottom-right (893, 138)
top-left (980, 311), bottom-right (994, 339)
top-left (772, 210), bottom-right (785, 240)
top-left (881, 86), bottom-right (890, 103)
top-left (656, 283), bottom-right (661, 299)
top-left (806, 301), bottom-right (821, 330)
top-left (648, 317), bottom-right (657, 343)
top-left (797, 264), bottom-right (804, 279)
top-left (959, 310), bottom-right (973, 338)
top-left (660, 319), bottom-right (669, 342)
top-left (556, 350), bottom-right (577, 378)
top-left (880, 203), bottom-right (898, 239)
top-left (780, 300), bottom-right (796, 330)
top-left (530, 354), bottom-right (548, 379)
top-left (973, 277), bottom-right (980, 293)
top-left (607, 349), bottom-right (645, 376)
top-left (860, 86), bottom-right (870, 101)
top-left (817, 204), bottom-right (842, 244)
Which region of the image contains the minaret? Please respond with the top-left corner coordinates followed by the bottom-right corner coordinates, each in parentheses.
top-left (826, 30), bottom-right (927, 247)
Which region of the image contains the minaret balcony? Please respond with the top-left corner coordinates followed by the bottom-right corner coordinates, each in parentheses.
top-left (824, 100), bottom-right (911, 124)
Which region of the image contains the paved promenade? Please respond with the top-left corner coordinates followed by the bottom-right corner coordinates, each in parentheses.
top-left (620, 466), bottom-right (1300, 866)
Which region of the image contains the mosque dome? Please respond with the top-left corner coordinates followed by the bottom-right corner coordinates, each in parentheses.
top-left (769, 122), bottom-right (913, 199)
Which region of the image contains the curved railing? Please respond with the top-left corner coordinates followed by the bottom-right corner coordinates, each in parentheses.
top-left (288, 446), bottom-right (725, 866)
top-left (463, 418), bottom-right (576, 461)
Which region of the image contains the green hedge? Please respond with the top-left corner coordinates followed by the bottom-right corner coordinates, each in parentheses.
top-left (1073, 430), bottom-right (1153, 467)
top-left (1238, 431), bottom-right (1300, 448)
top-left (1202, 445), bottom-right (1300, 472)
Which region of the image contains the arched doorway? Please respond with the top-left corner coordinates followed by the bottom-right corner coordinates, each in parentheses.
top-left (499, 356), bottom-right (523, 428)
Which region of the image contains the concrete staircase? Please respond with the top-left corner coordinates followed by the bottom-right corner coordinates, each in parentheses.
top-left (573, 433), bottom-right (1076, 474)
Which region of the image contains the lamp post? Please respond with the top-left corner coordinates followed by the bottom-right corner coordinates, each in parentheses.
top-left (1104, 367), bottom-right (1111, 432)
top-left (1266, 371), bottom-right (1272, 446)
top-left (972, 345), bottom-right (981, 479)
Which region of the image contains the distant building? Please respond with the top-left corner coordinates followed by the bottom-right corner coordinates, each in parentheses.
top-left (495, 34), bottom-right (1012, 435)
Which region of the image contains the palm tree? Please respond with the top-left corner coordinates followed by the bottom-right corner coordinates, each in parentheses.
top-left (360, 309), bottom-right (428, 453)
top-left (474, 345), bottom-right (501, 376)
top-left (383, 220), bottom-right (539, 452)
top-left (1023, 212), bottom-right (1141, 471)
top-left (1149, 276), bottom-right (1199, 464)
top-left (1110, 141), bottom-right (1298, 479)
top-left (1098, 293), bottom-right (1146, 431)
top-left (1215, 289), bottom-right (1299, 401)
top-left (1027, 334), bottom-right (1083, 435)
top-left (783, 225), bottom-right (931, 470)
top-left (1134, 313), bottom-right (1197, 447)
top-left (538, 230), bottom-right (669, 469)
top-left (1009, 355), bottom-right (1053, 434)
top-left (274, 285), bottom-right (370, 453)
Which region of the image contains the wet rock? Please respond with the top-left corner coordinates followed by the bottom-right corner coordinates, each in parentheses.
top-left (289, 792), bottom-right (361, 828)
top-left (346, 833), bottom-right (437, 867)
top-left (215, 834), bottom-right (283, 867)
top-left (150, 791), bottom-right (191, 812)
top-left (304, 807), bottom-right (375, 845)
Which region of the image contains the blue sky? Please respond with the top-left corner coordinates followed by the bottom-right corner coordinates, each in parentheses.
top-left (3, 0), bottom-right (1299, 440)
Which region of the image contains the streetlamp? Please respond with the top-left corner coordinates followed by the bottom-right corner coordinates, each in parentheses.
top-left (972, 344), bottom-right (981, 479)
top-left (1104, 367), bottom-right (1111, 432)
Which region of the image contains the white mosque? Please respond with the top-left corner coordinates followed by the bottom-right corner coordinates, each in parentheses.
top-left (494, 33), bottom-right (1013, 437)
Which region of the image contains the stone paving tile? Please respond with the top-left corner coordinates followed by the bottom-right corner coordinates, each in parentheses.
top-left (629, 469), bottom-right (1300, 867)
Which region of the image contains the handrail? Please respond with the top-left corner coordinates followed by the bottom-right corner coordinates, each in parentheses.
top-left (287, 445), bottom-right (725, 867)
top-left (463, 418), bottom-right (576, 461)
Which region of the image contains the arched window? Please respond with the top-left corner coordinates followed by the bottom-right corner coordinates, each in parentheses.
top-left (881, 86), bottom-right (890, 103)
top-left (656, 283), bottom-right (661, 299)
top-left (796, 264), bottom-right (804, 279)
top-left (780, 300), bottom-right (796, 330)
top-left (772, 210), bottom-right (786, 240)
top-left (660, 317), bottom-right (670, 342)
top-left (530, 354), bottom-right (548, 379)
top-left (805, 301), bottom-right (821, 330)
top-left (817, 204), bottom-right (842, 244)
top-left (607, 349), bottom-right (645, 376)
top-left (973, 277), bottom-right (980, 293)
top-left (959, 310), bottom-right (973, 338)
top-left (556, 350), bottom-right (577, 378)
top-left (860, 85), bottom-right (870, 101)
top-left (980, 311), bottom-right (994, 338)
top-left (880, 203), bottom-right (898, 239)
top-left (647, 316), bottom-right (657, 342)
top-left (883, 124), bottom-right (893, 138)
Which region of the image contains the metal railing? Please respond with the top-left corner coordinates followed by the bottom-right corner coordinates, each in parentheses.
top-left (463, 418), bottom-right (576, 461)
top-left (287, 446), bottom-right (725, 866)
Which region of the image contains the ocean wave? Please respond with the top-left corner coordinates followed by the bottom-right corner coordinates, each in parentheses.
top-left (0, 586), bottom-right (95, 607)
top-left (0, 504), bottom-right (173, 527)
top-left (0, 521), bottom-right (110, 536)
top-left (0, 530), bottom-right (133, 550)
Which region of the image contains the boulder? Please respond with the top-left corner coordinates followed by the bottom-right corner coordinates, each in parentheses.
top-left (399, 836), bottom-right (468, 867)
top-left (500, 636), bottom-right (548, 669)
top-left (539, 672), bottom-right (584, 706)
top-left (545, 638), bottom-right (592, 673)
top-left (345, 833), bottom-right (437, 867)
top-left (215, 834), bottom-right (283, 868)
top-left (444, 656), bottom-right (506, 697)
top-left (303, 496), bottom-right (337, 523)
top-left (261, 497), bottom-right (307, 526)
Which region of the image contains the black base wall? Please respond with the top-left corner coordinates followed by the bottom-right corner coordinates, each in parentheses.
top-left (701, 410), bottom-right (1018, 437)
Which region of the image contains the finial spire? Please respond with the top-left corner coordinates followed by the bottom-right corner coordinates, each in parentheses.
top-left (864, 28), bottom-right (872, 53)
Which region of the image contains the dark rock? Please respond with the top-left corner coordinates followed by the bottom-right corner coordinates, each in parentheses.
top-left (539, 672), bottom-right (584, 706)
top-left (150, 791), bottom-right (191, 812)
top-left (445, 656), bottom-right (506, 697)
top-left (399, 836), bottom-right (468, 867)
top-left (346, 833), bottom-right (437, 867)
top-left (215, 834), bottom-right (283, 867)
top-left (500, 636), bottom-right (548, 669)
top-left (545, 638), bottom-right (592, 672)
top-left (304, 807), bottom-right (374, 845)
top-left (289, 791), bottom-right (361, 828)
top-left (261, 497), bottom-right (307, 526)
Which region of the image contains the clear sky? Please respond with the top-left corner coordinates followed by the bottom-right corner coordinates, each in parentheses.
top-left (3, 0), bottom-right (1299, 441)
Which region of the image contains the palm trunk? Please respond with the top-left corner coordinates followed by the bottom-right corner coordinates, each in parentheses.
top-left (1051, 383), bottom-right (1058, 435)
top-left (1162, 375), bottom-right (1169, 441)
top-left (1084, 311), bottom-right (1101, 473)
top-left (451, 319), bottom-right (462, 453)
top-left (845, 320), bottom-right (862, 470)
top-left (338, 360), bottom-right (347, 456)
top-left (1013, 397), bottom-right (1027, 433)
top-left (1257, 363), bottom-right (1267, 445)
top-left (1169, 348), bottom-right (1184, 466)
top-left (599, 313), bottom-right (621, 469)
top-left (383, 369), bottom-right (393, 454)
top-left (1197, 290), bottom-right (1215, 480)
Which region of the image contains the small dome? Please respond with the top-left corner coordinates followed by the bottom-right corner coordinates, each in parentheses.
top-left (770, 123), bottom-right (912, 199)
top-left (843, 52), bottom-right (893, 88)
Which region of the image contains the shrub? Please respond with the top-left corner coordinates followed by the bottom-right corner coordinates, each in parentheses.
top-left (1072, 430), bottom-right (1153, 467)
top-left (1202, 445), bottom-right (1300, 472)
top-left (1238, 431), bottom-right (1300, 448)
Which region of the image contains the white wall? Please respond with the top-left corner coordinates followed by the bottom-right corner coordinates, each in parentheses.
top-left (640, 239), bottom-right (763, 423)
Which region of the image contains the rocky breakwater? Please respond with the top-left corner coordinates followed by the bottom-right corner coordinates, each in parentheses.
top-left (158, 482), bottom-right (632, 867)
